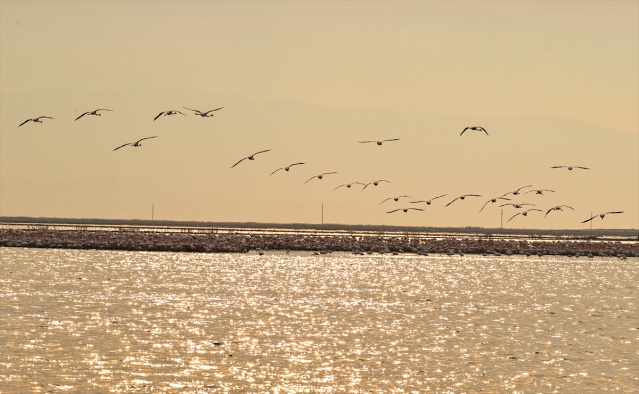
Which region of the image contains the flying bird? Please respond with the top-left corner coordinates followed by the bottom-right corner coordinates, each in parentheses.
top-left (270, 162), bottom-right (305, 175)
top-left (18, 116), bottom-right (54, 127)
top-left (305, 172), bottom-right (338, 184)
top-left (581, 211), bottom-right (624, 223)
top-left (545, 205), bottom-right (575, 218)
top-left (333, 182), bottom-right (365, 190)
top-left (525, 189), bottom-right (555, 195)
top-left (231, 149), bottom-right (272, 168)
top-left (460, 126), bottom-right (488, 136)
top-left (508, 185), bottom-right (533, 196)
top-left (409, 194), bottom-right (447, 205)
top-left (499, 203), bottom-right (537, 209)
top-left (508, 209), bottom-right (543, 222)
top-left (551, 165), bottom-right (589, 171)
top-left (75, 109), bottom-right (113, 121)
top-left (153, 110), bottom-right (186, 121)
top-left (387, 208), bottom-right (424, 214)
top-left (445, 194), bottom-right (481, 207)
top-left (113, 136), bottom-right (158, 151)
top-left (183, 106), bottom-right (224, 117)
top-left (380, 195), bottom-right (414, 205)
top-left (361, 180), bottom-right (391, 191)
top-left (358, 138), bottom-right (400, 145)
top-left (479, 194), bottom-right (511, 212)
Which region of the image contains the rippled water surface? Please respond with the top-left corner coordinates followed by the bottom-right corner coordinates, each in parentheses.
top-left (1, 247), bottom-right (637, 393)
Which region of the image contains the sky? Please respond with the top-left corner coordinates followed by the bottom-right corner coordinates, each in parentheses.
top-left (1, 0), bottom-right (638, 230)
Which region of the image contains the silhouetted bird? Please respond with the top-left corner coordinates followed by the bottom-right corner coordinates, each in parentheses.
top-left (113, 136), bottom-right (158, 151)
top-left (581, 211), bottom-right (624, 223)
top-left (18, 116), bottom-right (54, 127)
top-left (75, 109), bottom-right (113, 121)
top-left (231, 150), bottom-right (272, 168)
top-left (460, 126), bottom-right (488, 136)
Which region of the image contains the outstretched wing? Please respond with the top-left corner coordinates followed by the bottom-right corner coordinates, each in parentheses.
top-left (358, 140), bottom-right (375, 144)
top-left (136, 136), bottom-right (158, 144)
top-left (18, 119), bottom-right (31, 127)
top-left (153, 111), bottom-right (165, 121)
top-left (581, 215), bottom-right (597, 223)
top-left (183, 107), bottom-right (202, 113)
top-left (75, 112), bottom-right (90, 121)
top-left (113, 143), bottom-right (131, 151)
top-left (231, 157), bottom-right (247, 168)
top-left (270, 167), bottom-right (283, 176)
top-left (203, 106), bottom-right (224, 115)
top-left (445, 196), bottom-right (461, 207)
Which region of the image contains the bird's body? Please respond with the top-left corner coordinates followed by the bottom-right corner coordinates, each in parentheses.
top-left (270, 162), bottom-right (305, 175)
top-left (154, 110), bottom-right (186, 121)
top-left (231, 150), bottom-right (272, 168)
top-left (183, 106), bottom-right (223, 117)
top-left (479, 194), bottom-right (511, 212)
top-left (75, 109), bottom-right (113, 121)
top-left (361, 180), bottom-right (391, 191)
top-left (551, 165), bottom-right (589, 171)
top-left (387, 208), bottom-right (424, 214)
top-left (460, 126), bottom-right (488, 136)
top-left (445, 194), bottom-right (481, 207)
top-left (581, 211), bottom-right (624, 223)
top-left (525, 189), bottom-right (555, 195)
top-left (508, 209), bottom-right (543, 222)
top-left (333, 182), bottom-right (365, 190)
top-left (358, 138), bottom-right (400, 145)
top-left (500, 203), bottom-right (536, 209)
top-left (509, 185), bottom-right (533, 196)
top-left (18, 116), bottom-right (54, 127)
top-left (305, 172), bottom-right (338, 184)
top-left (545, 205), bottom-right (575, 218)
top-left (113, 136), bottom-right (158, 151)
top-left (410, 194), bottom-right (447, 205)
top-left (380, 195), bottom-right (414, 205)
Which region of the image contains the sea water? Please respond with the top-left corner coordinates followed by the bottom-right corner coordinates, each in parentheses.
top-left (1, 247), bottom-right (637, 392)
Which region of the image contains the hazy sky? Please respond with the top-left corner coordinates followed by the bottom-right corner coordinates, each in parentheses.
top-left (1, 1), bottom-right (638, 230)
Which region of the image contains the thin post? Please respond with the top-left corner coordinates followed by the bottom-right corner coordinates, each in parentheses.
top-left (152, 203), bottom-right (154, 221)
top-left (322, 204), bottom-right (324, 225)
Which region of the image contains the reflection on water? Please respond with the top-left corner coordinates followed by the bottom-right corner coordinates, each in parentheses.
top-left (1, 247), bottom-right (637, 392)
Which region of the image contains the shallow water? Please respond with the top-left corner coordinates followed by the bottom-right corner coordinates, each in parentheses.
top-left (1, 247), bottom-right (637, 393)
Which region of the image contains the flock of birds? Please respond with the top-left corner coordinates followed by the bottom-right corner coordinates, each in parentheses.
top-left (17, 108), bottom-right (624, 227)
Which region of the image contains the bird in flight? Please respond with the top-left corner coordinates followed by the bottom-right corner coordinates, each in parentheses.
top-left (551, 165), bottom-right (589, 171)
top-left (231, 149), bottom-right (272, 168)
top-left (333, 182), bottom-right (365, 191)
top-left (18, 116), bottom-right (54, 127)
top-left (270, 162), bottom-right (305, 175)
top-left (508, 185), bottom-right (533, 196)
top-left (305, 172), bottom-right (338, 184)
top-left (153, 110), bottom-right (186, 121)
top-left (183, 106), bottom-right (224, 117)
top-left (379, 195), bottom-right (414, 205)
top-left (581, 211), bottom-right (624, 223)
top-left (113, 136), bottom-right (158, 151)
top-left (361, 180), bottom-right (391, 191)
top-left (545, 205), bottom-right (575, 218)
top-left (525, 189), bottom-right (555, 195)
top-left (75, 109), bottom-right (113, 121)
top-left (409, 194), bottom-right (448, 205)
top-left (499, 203), bottom-right (537, 209)
top-left (508, 209), bottom-right (543, 222)
top-left (479, 194), bottom-right (511, 212)
top-left (445, 194), bottom-right (481, 207)
top-left (387, 208), bottom-right (424, 214)
top-left (358, 138), bottom-right (400, 145)
top-left (460, 126), bottom-right (488, 136)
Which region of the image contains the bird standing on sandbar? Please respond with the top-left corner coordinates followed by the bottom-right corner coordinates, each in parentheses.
top-left (18, 116), bottom-right (54, 127)
top-left (231, 149), bottom-right (272, 168)
top-left (153, 110), bottom-right (186, 121)
top-left (445, 194), bottom-right (481, 207)
top-left (270, 162), bottom-right (305, 175)
top-left (113, 136), bottom-right (158, 151)
top-left (581, 211), bottom-right (624, 223)
top-left (183, 106), bottom-right (224, 117)
top-left (75, 109), bottom-right (113, 121)
top-left (460, 126), bottom-right (488, 136)
top-left (305, 172), bottom-right (338, 184)
top-left (358, 138), bottom-right (400, 145)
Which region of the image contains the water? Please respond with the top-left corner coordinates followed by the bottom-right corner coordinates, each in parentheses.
top-left (1, 247), bottom-right (637, 393)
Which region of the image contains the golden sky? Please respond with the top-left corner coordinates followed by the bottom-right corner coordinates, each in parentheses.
top-left (1, 1), bottom-right (637, 230)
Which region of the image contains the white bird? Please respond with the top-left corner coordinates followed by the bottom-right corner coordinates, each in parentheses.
top-left (500, 203), bottom-right (536, 209)
top-left (460, 126), bottom-right (488, 136)
top-left (18, 116), bottom-right (54, 127)
top-left (387, 207), bottom-right (424, 214)
top-left (361, 180), bottom-right (391, 191)
top-left (231, 149), bottom-right (272, 168)
top-left (113, 136), bottom-right (158, 151)
top-left (305, 172), bottom-right (338, 184)
top-left (409, 194), bottom-right (447, 205)
top-left (75, 108), bottom-right (113, 121)
top-left (183, 106), bottom-right (224, 117)
top-left (545, 205), bottom-right (575, 218)
top-left (551, 165), bottom-right (589, 171)
top-left (153, 110), bottom-right (186, 121)
top-left (525, 189), bottom-right (555, 195)
top-left (508, 185), bottom-right (533, 196)
top-left (581, 211), bottom-right (624, 223)
top-left (508, 209), bottom-right (543, 222)
top-left (358, 138), bottom-right (400, 145)
top-left (479, 194), bottom-right (511, 212)
top-left (333, 182), bottom-right (365, 190)
top-left (379, 195), bottom-right (414, 205)
top-left (445, 194), bottom-right (481, 207)
top-left (270, 162), bottom-right (305, 175)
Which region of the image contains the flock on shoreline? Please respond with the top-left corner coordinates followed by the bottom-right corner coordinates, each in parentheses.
top-left (17, 107), bottom-right (624, 227)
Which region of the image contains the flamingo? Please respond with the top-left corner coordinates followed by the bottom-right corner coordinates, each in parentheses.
top-left (270, 162), bottom-right (305, 175)
top-left (358, 138), bottom-right (400, 145)
top-left (305, 172), bottom-right (338, 184)
top-left (231, 149), bottom-right (272, 168)
top-left (581, 211), bottom-right (624, 223)
top-left (18, 116), bottom-right (54, 127)
top-left (183, 106), bottom-right (224, 117)
top-left (445, 194), bottom-right (482, 207)
top-left (153, 110), bottom-right (186, 121)
top-left (460, 126), bottom-right (488, 136)
top-left (113, 136), bottom-right (158, 151)
top-left (75, 109), bottom-right (113, 121)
